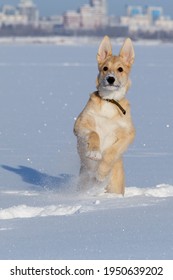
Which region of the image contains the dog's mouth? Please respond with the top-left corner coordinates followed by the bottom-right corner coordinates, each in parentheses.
top-left (101, 83), bottom-right (121, 92)
top-left (104, 84), bottom-right (120, 90)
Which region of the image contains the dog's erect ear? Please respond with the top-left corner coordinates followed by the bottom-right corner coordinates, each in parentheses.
top-left (119, 38), bottom-right (135, 66)
top-left (97, 36), bottom-right (112, 65)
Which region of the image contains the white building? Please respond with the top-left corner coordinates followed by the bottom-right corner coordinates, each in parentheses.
top-left (155, 17), bottom-right (173, 31)
top-left (63, 0), bottom-right (108, 30)
top-left (80, 5), bottom-right (94, 29)
top-left (90, 0), bottom-right (107, 27)
top-left (121, 15), bottom-right (150, 32)
top-left (0, 5), bottom-right (27, 26)
top-left (63, 10), bottom-right (81, 30)
top-left (121, 5), bottom-right (170, 33)
top-left (17, 0), bottom-right (39, 26)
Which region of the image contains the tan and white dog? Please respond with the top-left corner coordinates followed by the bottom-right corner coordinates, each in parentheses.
top-left (74, 36), bottom-right (135, 194)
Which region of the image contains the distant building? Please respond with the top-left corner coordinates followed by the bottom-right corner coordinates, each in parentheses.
top-left (121, 15), bottom-right (150, 33)
top-left (121, 5), bottom-right (172, 34)
top-left (39, 15), bottom-right (63, 33)
top-left (0, 0), bottom-right (172, 39)
top-left (121, 6), bottom-right (150, 32)
top-left (155, 17), bottom-right (173, 32)
top-left (17, 0), bottom-right (39, 26)
top-left (147, 6), bottom-right (163, 24)
top-left (63, 10), bottom-right (81, 30)
top-left (127, 6), bottom-right (143, 17)
top-left (80, 5), bottom-right (94, 29)
top-left (90, 0), bottom-right (107, 27)
top-left (0, 5), bottom-right (27, 26)
top-left (2, 5), bottom-right (16, 16)
top-left (63, 0), bottom-right (107, 30)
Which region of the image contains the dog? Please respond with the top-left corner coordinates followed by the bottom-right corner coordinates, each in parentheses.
top-left (74, 36), bottom-right (135, 194)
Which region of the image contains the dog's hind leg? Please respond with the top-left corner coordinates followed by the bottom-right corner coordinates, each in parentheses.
top-left (77, 165), bottom-right (89, 190)
top-left (106, 158), bottom-right (125, 195)
top-left (78, 165), bottom-right (98, 191)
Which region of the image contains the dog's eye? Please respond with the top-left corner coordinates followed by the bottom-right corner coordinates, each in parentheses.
top-left (103, 66), bottom-right (108, 71)
top-left (118, 67), bottom-right (123, 72)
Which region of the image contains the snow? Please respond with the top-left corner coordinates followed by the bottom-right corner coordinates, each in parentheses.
top-left (0, 40), bottom-right (173, 260)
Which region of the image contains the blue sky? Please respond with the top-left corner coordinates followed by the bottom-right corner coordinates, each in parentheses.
top-left (0, 0), bottom-right (172, 18)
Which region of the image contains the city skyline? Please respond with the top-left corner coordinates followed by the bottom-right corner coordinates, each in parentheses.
top-left (0, 0), bottom-right (172, 40)
top-left (0, 0), bottom-right (172, 18)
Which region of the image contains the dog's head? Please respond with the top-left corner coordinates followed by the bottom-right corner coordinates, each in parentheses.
top-left (96, 36), bottom-right (135, 101)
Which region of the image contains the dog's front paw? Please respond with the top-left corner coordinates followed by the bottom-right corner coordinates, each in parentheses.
top-left (86, 150), bottom-right (102, 161)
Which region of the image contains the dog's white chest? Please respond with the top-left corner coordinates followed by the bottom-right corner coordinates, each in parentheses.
top-left (93, 102), bottom-right (127, 151)
top-left (99, 101), bottom-right (116, 118)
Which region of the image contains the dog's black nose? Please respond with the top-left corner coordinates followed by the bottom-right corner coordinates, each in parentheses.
top-left (107, 76), bottom-right (115, 85)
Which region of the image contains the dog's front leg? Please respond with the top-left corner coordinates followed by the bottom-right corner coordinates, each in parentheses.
top-left (86, 131), bottom-right (102, 161)
top-left (96, 145), bottom-right (116, 181)
top-left (96, 130), bottom-right (134, 181)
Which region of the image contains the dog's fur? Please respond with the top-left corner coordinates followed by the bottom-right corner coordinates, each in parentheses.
top-left (74, 36), bottom-right (135, 194)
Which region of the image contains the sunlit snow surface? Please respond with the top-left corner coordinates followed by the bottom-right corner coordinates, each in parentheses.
top-left (0, 39), bottom-right (173, 259)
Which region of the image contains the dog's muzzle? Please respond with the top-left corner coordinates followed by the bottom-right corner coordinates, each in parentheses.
top-left (98, 73), bottom-right (120, 92)
top-left (106, 76), bottom-right (115, 85)
top-left (104, 74), bottom-right (120, 89)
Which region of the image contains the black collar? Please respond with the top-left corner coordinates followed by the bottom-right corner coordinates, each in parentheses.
top-left (95, 91), bottom-right (126, 115)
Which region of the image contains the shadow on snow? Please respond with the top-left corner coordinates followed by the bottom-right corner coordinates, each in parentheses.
top-left (1, 165), bottom-right (73, 191)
